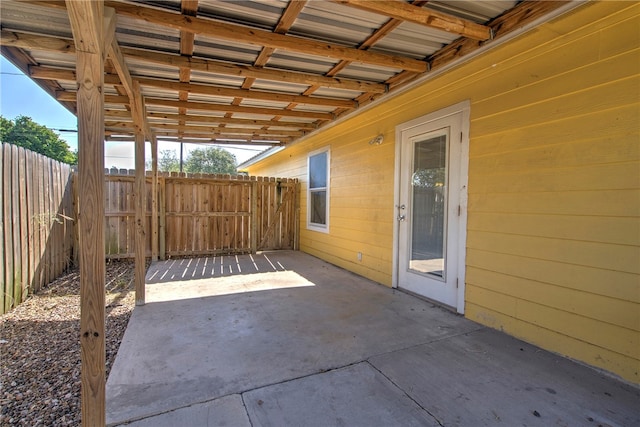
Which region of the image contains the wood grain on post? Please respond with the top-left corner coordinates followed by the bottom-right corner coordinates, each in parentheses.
top-left (66, 0), bottom-right (106, 425)
top-left (134, 131), bottom-right (146, 305)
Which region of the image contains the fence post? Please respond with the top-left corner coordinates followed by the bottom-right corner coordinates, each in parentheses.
top-left (159, 176), bottom-right (166, 260)
top-left (250, 178), bottom-right (258, 253)
top-left (151, 137), bottom-right (158, 262)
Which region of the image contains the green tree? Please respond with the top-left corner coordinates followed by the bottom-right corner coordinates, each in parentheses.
top-left (185, 147), bottom-right (237, 174)
top-left (157, 149), bottom-right (180, 172)
top-left (0, 115), bottom-right (77, 164)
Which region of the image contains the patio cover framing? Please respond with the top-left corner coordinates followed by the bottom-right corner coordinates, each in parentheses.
top-left (0, 1), bottom-right (577, 425)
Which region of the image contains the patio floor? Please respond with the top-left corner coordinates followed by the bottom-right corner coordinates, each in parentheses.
top-left (106, 251), bottom-right (639, 426)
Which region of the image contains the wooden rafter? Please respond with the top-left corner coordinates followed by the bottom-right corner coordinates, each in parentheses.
top-left (299, 0), bottom-right (429, 127)
top-left (56, 91), bottom-right (333, 120)
top-left (106, 121), bottom-right (304, 137)
top-left (1, 0), bottom-right (571, 147)
top-left (178, 0), bottom-right (199, 142)
top-left (230, 0), bottom-right (308, 124)
top-left (105, 110), bottom-right (317, 130)
top-left (1, 30), bottom-right (386, 93)
top-left (135, 77), bottom-right (357, 108)
top-left (103, 0), bottom-right (427, 72)
top-left (335, 0), bottom-right (491, 41)
top-left (27, 65), bottom-right (356, 108)
top-left (106, 27), bottom-right (151, 137)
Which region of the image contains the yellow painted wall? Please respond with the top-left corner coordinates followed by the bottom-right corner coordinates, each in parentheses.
top-left (244, 2), bottom-right (640, 384)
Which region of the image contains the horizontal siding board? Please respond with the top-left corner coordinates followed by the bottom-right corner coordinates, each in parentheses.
top-left (472, 45), bottom-right (640, 116)
top-left (470, 161), bottom-right (640, 193)
top-left (468, 189), bottom-right (639, 217)
top-left (472, 76), bottom-right (639, 137)
top-left (466, 249), bottom-right (640, 304)
top-left (467, 266), bottom-right (640, 332)
top-left (467, 212), bottom-right (639, 247)
top-left (467, 230), bottom-right (640, 274)
top-left (469, 105), bottom-right (639, 159)
top-left (470, 135), bottom-right (640, 175)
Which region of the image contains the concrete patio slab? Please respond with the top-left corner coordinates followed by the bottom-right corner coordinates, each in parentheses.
top-left (118, 394), bottom-right (250, 427)
top-left (106, 251), bottom-right (639, 426)
top-left (370, 327), bottom-right (640, 426)
top-left (243, 362), bottom-right (440, 427)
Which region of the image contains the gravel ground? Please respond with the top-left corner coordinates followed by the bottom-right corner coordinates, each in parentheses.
top-left (1, 261), bottom-right (140, 426)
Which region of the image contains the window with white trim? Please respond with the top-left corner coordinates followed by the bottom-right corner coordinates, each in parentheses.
top-left (307, 148), bottom-right (330, 232)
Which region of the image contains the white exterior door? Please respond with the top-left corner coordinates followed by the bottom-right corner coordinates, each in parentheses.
top-left (394, 103), bottom-right (469, 313)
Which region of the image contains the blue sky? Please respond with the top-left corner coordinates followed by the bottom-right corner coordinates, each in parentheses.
top-left (0, 56), bottom-right (268, 168)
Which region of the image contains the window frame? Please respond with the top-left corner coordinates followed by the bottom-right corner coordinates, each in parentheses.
top-left (307, 147), bottom-right (330, 233)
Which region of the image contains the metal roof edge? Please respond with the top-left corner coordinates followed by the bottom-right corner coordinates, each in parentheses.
top-left (237, 145), bottom-right (286, 169)
top-left (239, 0), bottom-right (586, 168)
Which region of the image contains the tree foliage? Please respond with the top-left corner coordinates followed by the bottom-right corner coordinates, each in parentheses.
top-left (158, 149), bottom-right (180, 172)
top-left (184, 147), bottom-right (237, 175)
top-left (0, 115), bottom-right (77, 164)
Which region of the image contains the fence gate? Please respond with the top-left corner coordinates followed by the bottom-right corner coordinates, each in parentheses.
top-left (104, 171), bottom-right (298, 259)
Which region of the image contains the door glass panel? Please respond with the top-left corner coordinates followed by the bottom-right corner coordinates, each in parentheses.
top-left (410, 132), bottom-right (447, 279)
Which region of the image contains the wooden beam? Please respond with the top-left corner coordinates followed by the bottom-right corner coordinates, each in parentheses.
top-left (121, 47), bottom-right (387, 93)
top-left (29, 65), bottom-right (121, 85)
top-left (178, 0), bottom-right (198, 147)
top-left (134, 130), bottom-right (146, 306)
top-left (106, 110), bottom-right (317, 130)
top-left (335, 0), bottom-right (491, 41)
top-left (65, 0), bottom-right (105, 425)
top-left (242, 0), bottom-right (308, 101)
top-left (103, 7), bottom-right (116, 56)
top-left (152, 133), bottom-right (289, 144)
top-left (135, 77), bottom-right (357, 108)
top-left (143, 98), bottom-right (334, 120)
top-left (106, 23), bottom-right (152, 138)
top-left (179, 0), bottom-right (198, 55)
top-left (59, 91), bottom-right (332, 119)
top-left (105, 1), bottom-right (428, 72)
top-left (105, 121), bottom-right (304, 137)
top-left (0, 30), bottom-right (386, 93)
top-left (0, 30), bottom-right (75, 53)
top-left (147, 123), bottom-right (304, 137)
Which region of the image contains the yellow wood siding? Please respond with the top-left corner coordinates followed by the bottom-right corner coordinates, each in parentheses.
top-left (244, 2), bottom-right (640, 383)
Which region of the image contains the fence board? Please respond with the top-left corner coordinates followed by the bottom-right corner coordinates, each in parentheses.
top-left (0, 143), bottom-right (75, 314)
top-left (103, 172), bottom-right (298, 259)
top-left (18, 147), bottom-right (28, 302)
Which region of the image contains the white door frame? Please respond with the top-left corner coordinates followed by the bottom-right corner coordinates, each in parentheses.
top-left (392, 101), bottom-right (470, 314)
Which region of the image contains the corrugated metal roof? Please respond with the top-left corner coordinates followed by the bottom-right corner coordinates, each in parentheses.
top-left (0, 0), bottom-right (561, 146)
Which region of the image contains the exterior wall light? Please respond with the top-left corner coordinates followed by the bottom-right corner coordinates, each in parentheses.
top-left (369, 134), bottom-right (384, 145)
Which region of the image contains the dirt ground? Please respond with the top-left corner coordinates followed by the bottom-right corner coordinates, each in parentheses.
top-left (1, 261), bottom-right (139, 426)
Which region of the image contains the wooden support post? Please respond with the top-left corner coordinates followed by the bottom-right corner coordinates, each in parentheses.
top-left (66, 1), bottom-right (106, 425)
top-left (150, 136), bottom-right (158, 261)
top-left (134, 131), bottom-right (146, 305)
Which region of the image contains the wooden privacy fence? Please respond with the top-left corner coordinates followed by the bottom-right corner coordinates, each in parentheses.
top-left (104, 171), bottom-right (299, 259)
top-left (0, 143), bottom-right (75, 314)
